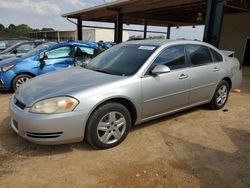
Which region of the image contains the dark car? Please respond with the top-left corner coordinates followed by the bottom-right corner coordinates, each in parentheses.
top-left (0, 38), bottom-right (32, 52)
top-left (0, 41), bottom-right (45, 61)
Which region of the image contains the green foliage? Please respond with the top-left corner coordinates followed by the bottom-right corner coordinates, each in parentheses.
top-left (41, 28), bottom-right (54, 31)
top-left (0, 24), bottom-right (5, 31)
top-left (0, 23), bottom-right (54, 38)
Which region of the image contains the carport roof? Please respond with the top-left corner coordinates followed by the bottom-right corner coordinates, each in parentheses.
top-left (62, 0), bottom-right (250, 26)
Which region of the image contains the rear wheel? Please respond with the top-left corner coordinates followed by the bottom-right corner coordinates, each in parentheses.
top-left (12, 74), bottom-right (32, 91)
top-left (209, 80), bottom-right (229, 110)
top-left (86, 102), bottom-right (131, 149)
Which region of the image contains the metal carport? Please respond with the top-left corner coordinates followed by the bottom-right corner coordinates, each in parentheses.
top-left (62, 0), bottom-right (250, 47)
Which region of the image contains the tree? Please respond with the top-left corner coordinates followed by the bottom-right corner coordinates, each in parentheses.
top-left (8, 24), bottom-right (16, 29)
top-left (0, 23), bottom-right (54, 38)
top-left (41, 28), bottom-right (54, 31)
top-left (0, 24), bottom-right (5, 31)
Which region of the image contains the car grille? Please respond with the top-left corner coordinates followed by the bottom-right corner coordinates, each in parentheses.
top-left (15, 98), bottom-right (26, 110)
top-left (26, 132), bottom-right (63, 139)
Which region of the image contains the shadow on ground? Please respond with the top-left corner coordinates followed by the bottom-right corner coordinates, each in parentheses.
top-left (0, 107), bottom-right (199, 158)
top-left (160, 127), bottom-right (250, 187)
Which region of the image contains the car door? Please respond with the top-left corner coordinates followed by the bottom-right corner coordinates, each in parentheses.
top-left (185, 44), bottom-right (223, 104)
top-left (40, 46), bottom-right (75, 74)
top-left (141, 45), bottom-right (191, 119)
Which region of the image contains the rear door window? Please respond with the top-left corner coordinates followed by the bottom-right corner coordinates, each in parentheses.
top-left (74, 46), bottom-right (95, 57)
top-left (186, 45), bottom-right (213, 66)
top-left (210, 48), bottom-right (223, 62)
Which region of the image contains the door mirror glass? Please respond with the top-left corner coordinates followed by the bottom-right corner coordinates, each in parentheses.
top-left (39, 52), bottom-right (47, 61)
top-left (39, 53), bottom-right (47, 69)
top-left (151, 65), bottom-right (170, 75)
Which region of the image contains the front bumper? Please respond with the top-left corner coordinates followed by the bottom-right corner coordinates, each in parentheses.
top-left (9, 95), bottom-right (87, 145)
top-left (0, 71), bottom-right (15, 90)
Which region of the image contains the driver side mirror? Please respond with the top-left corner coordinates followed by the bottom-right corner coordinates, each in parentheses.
top-left (39, 53), bottom-right (47, 69)
top-left (151, 65), bottom-right (171, 75)
top-left (12, 49), bottom-right (18, 54)
top-left (39, 52), bottom-right (47, 61)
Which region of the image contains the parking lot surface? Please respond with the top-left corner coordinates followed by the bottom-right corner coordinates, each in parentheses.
top-left (0, 68), bottom-right (250, 188)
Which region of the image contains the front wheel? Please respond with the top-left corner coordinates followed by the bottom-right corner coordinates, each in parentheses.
top-left (86, 102), bottom-right (131, 149)
top-left (209, 80), bottom-right (230, 110)
top-left (12, 74), bottom-right (32, 91)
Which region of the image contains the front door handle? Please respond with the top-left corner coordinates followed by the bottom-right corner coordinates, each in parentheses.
top-left (179, 74), bottom-right (189, 80)
top-left (213, 67), bottom-right (220, 72)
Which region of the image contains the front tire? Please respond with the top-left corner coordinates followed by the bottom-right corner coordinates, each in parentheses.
top-left (209, 80), bottom-right (230, 110)
top-left (86, 102), bottom-right (131, 149)
top-left (12, 74), bottom-right (32, 91)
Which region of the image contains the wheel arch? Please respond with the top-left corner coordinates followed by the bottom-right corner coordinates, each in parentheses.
top-left (11, 72), bottom-right (36, 90)
top-left (222, 77), bottom-right (232, 90)
top-left (86, 97), bottom-right (138, 127)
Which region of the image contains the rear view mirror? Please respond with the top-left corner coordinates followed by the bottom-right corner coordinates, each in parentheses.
top-left (151, 65), bottom-right (170, 75)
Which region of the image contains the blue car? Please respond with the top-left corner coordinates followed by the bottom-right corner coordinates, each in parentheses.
top-left (0, 41), bottom-right (99, 91)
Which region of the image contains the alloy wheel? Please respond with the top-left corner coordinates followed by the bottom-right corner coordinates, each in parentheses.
top-left (16, 77), bottom-right (30, 88)
top-left (97, 111), bottom-right (126, 144)
top-left (216, 85), bottom-right (228, 106)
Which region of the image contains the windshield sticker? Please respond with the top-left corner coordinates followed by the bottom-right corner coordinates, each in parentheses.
top-left (138, 46), bottom-right (156, 50)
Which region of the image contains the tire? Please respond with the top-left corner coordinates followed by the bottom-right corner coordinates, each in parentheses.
top-left (86, 102), bottom-right (131, 149)
top-left (12, 74), bottom-right (32, 91)
top-left (209, 80), bottom-right (230, 110)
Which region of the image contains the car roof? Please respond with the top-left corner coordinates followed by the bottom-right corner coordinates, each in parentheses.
top-left (125, 39), bottom-right (208, 47)
top-left (126, 39), bottom-right (175, 46)
top-left (57, 41), bottom-right (98, 49)
top-left (35, 41), bottom-right (98, 54)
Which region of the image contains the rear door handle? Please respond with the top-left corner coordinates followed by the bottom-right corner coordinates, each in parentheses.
top-left (213, 67), bottom-right (220, 72)
top-left (179, 74), bottom-right (189, 80)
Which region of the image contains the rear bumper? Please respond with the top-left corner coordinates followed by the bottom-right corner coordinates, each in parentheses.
top-left (9, 95), bottom-right (87, 145)
top-left (231, 69), bottom-right (242, 90)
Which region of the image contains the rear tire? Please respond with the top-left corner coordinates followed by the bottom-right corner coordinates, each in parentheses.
top-left (12, 74), bottom-right (32, 91)
top-left (209, 80), bottom-right (229, 110)
top-left (86, 102), bottom-right (131, 149)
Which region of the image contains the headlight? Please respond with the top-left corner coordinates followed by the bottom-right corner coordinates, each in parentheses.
top-left (0, 64), bottom-right (15, 72)
top-left (30, 96), bottom-right (79, 114)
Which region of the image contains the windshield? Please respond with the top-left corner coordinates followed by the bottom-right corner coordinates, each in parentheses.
top-left (22, 42), bottom-right (55, 58)
top-left (86, 44), bottom-right (158, 76)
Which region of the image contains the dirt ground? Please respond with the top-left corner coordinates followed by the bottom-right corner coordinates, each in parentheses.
top-left (0, 68), bottom-right (250, 188)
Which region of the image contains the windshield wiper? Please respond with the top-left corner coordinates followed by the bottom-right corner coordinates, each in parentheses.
top-left (91, 68), bottom-right (114, 75)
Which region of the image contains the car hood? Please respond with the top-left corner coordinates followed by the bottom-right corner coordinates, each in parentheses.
top-left (15, 68), bottom-right (125, 107)
top-left (0, 56), bottom-right (21, 66)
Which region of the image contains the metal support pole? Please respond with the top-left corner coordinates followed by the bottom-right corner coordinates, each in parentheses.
top-left (57, 31), bottom-right (60, 42)
top-left (143, 24), bottom-right (147, 39)
top-left (167, 26), bottom-right (171, 39)
top-left (77, 18), bottom-right (82, 40)
top-left (114, 21), bottom-right (117, 42)
top-left (115, 13), bottom-right (123, 43)
top-left (203, 0), bottom-right (224, 47)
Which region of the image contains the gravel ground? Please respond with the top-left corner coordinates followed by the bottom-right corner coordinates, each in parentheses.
top-left (0, 67), bottom-right (249, 188)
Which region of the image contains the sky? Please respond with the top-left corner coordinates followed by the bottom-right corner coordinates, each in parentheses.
top-left (0, 0), bottom-right (204, 40)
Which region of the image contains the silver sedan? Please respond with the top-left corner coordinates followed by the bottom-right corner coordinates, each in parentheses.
top-left (9, 40), bottom-right (242, 149)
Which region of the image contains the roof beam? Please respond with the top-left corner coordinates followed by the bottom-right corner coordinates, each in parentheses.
top-left (120, 0), bottom-right (206, 14)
